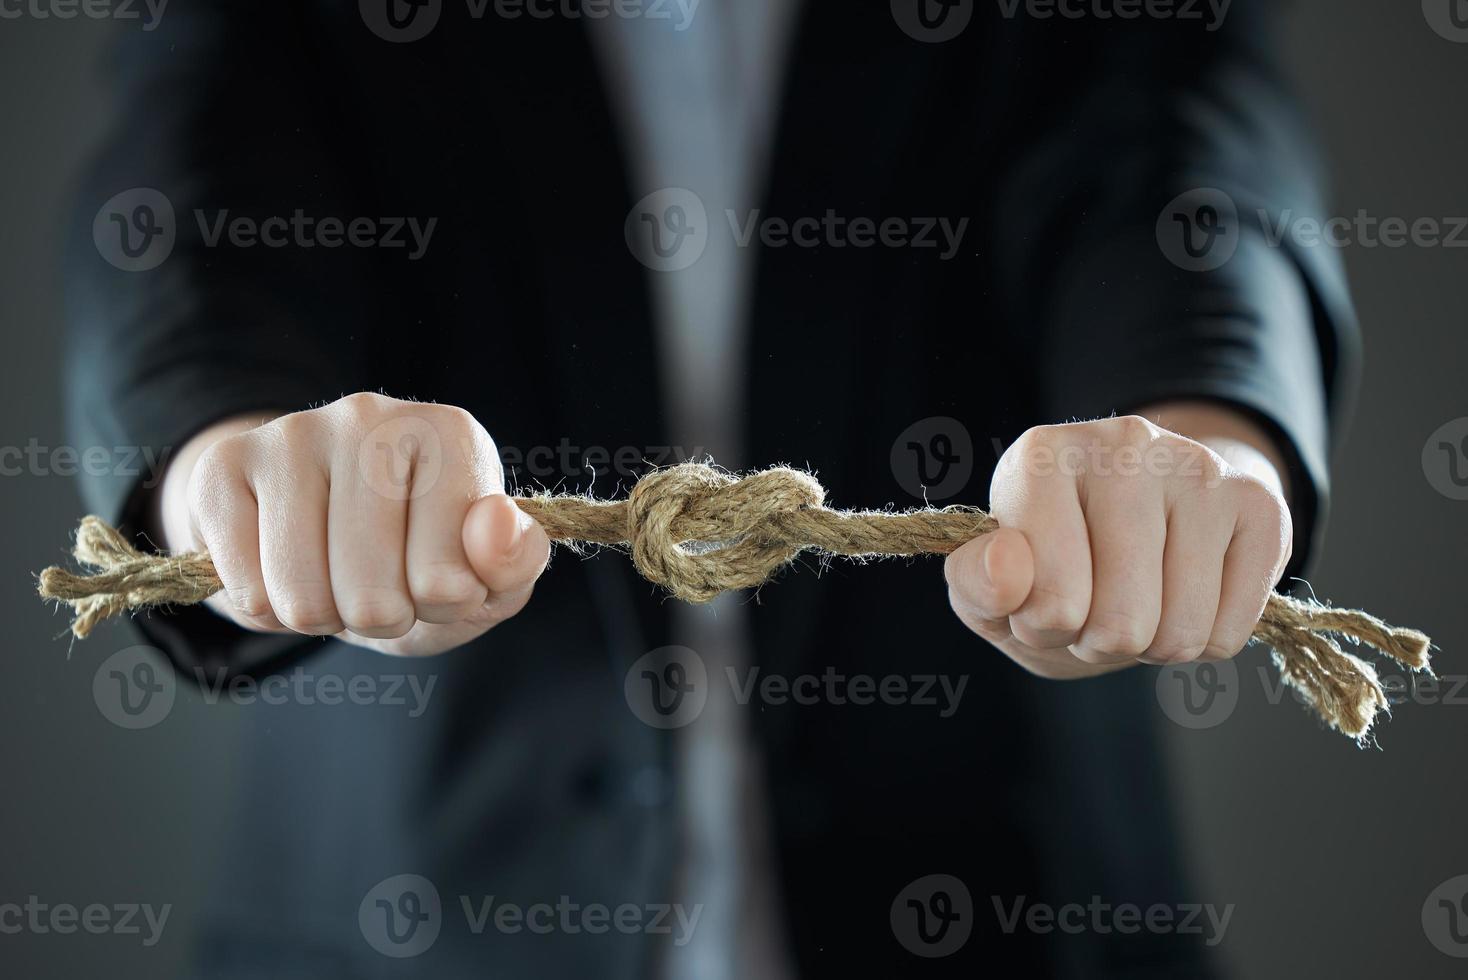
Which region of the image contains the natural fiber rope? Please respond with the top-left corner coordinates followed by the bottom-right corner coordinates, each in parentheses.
top-left (37, 461), bottom-right (1431, 740)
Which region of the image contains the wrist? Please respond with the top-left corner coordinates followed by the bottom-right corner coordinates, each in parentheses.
top-left (1134, 400), bottom-right (1291, 502)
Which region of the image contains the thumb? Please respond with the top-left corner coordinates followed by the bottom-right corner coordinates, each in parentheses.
top-left (462, 494), bottom-right (551, 600)
top-left (944, 527), bottom-right (1034, 624)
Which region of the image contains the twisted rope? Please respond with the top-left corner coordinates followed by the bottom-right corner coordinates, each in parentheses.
top-left (37, 462), bottom-right (1431, 740)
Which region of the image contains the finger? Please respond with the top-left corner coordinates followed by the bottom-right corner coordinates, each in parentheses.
top-left (945, 528), bottom-right (1033, 641)
top-left (405, 417), bottom-right (496, 625)
top-left (1208, 483), bottom-right (1292, 660)
top-left (1139, 497), bottom-right (1232, 666)
top-left (994, 477), bottom-right (1091, 650)
top-left (1071, 477), bottom-right (1165, 664)
top-left (258, 461), bottom-right (342, 635)
top-left (407, 490), bottom-right (489, 625)
top-left (329, 448), bottom-right (416, 640)
top-left (463, 495), bottom-right (550, 622)
top-left (189, 441), bottom-right (285, 632)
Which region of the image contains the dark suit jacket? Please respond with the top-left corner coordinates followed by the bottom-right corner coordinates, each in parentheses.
top-left (64, 1), bottom-right (1355, 976)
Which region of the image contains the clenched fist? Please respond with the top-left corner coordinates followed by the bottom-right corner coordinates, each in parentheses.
top-left (155, 392), bottom-right (550, 655)
top-left (945, 406), bottom-right (1293, 679)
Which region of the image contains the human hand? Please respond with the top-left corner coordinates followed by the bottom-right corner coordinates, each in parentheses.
top-left (154, 392), bottom-right (549, 655)
top-left (944, 411), bottom-right (1292, 679)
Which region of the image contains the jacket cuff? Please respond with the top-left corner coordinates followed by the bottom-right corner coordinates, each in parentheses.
top-left (1039, 227), bottom-right (1336, 581)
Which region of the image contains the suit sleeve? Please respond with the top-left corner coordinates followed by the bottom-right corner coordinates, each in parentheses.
top-left (990, 0), bottom-right (1359, 578)
top-left (63, 1), bottom-right (379, 678)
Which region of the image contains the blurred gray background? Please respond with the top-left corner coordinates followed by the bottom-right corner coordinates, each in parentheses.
top-left (1, 3), bottom-right (1464, 977)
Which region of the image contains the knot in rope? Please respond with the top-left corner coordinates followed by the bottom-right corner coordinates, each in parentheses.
top-left (626, 463), bottom-right (826, 603)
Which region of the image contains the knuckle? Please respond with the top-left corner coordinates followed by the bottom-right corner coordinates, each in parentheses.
top-left (1177, 445), bottom-right (1226, 490)
top-left (194, 436), bottom-right (247, 484)
top-left (337, 590), bottom-right (416, 636)
top-left (1018, 595), bottom-right (1088, 637)
top-left (1199, 457), bottom-right (1228, 493)
top-left (272, 591), bottom-right (342, 634)
top-left (1108, 414), bottom-right (1157, 447)
top-left (1236, 480), bottom-right (1293, 553)
top-left (1234, 474), bottom-right (1286, 518)
top-left (1147, 626), bottom-right (1212, 665)
top-left (408, 564), bottom-right (486, 610)
top-left (1078, 609), bottom-right (1156, 657)
top-left (1206, 623), bottom-right (1255, 660)
top-left (1021, 423), bottom-right (1069, 450)
top-left (429, 404), bottom-right (499, 470)
top-left (336, 390), bottom-right (398, 421)
top-left (269, 410), bottom-right (319, 447)
top-left (226, 586), bottom-right (275, 623)
top-left (427, 402), bottom-right (477, 433)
